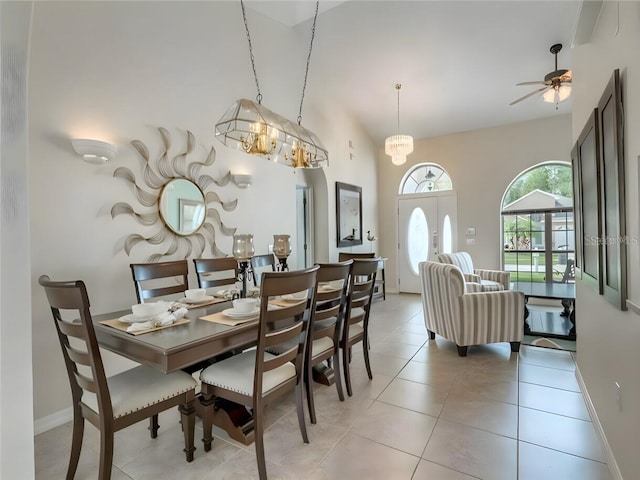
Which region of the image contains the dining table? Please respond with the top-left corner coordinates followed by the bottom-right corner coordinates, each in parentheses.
top-left (92, 294), bottom-right (338, 445)
top-left (93, 298), bottom-right (262, 444)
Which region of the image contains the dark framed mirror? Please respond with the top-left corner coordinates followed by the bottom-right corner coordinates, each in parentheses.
top-left (336, 182), bottom-right (363, 247)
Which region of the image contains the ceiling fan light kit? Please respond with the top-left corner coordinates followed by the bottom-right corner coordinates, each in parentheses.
top-left (510, 43), bottom-right (572, 108)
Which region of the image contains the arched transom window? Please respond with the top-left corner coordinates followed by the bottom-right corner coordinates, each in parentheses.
top-left (399, 163), bottom-right (453, 194)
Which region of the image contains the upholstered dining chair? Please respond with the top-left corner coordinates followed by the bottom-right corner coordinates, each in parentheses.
top-left (130, 259), bottom-right (189, 303)
top-left (199, 266), bottom-right (319, 480)
top-left (39, 275), bottom-right (198, 480)
top-left (250, 253), bottom-right (276, 286)
top-left (267, 261), bottom-right (352, 423)
top-left (193, 257), bottom-right (239, 290)
top-left (437, 251), bottom-right (510, 291)
top-left (340, 258), bottom-right (378, 397)
top-left (419, 262), bottom-right (524, 356)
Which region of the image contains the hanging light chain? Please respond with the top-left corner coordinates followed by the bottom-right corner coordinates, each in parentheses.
top-left (240, 0), bottom-right (262, 104)
top-left (297, 0), bottom-right (320, 125)
top-left (396, 84), bottom-right (402, 133)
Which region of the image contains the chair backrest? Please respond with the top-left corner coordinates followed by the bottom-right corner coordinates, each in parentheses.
top-left (338, 252), bottom-right (376, 262)
top-left (251, 254), bottom-right (276, 286)
top-left (255, 266), bottom-right (319, 394)
top-left (343, 258), bottom-right (378, 335)
top-left (193, 257), bottom-right (239, 289)
top-left (419, 262), bottom-right (465, 340)
top-left (312, 261), bottom-right (353, 342)
top-left (559, 258), bottom-right (575, 283)
top-left (436, 252), bottom-right (474, 275)
top-left (38, 275), bottom-right (113, 420)
top-left (130, 260), bottom-right (189, 303)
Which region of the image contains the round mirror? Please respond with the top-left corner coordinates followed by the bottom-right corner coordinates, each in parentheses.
top-left (159, 178), bottom-right (206, 236)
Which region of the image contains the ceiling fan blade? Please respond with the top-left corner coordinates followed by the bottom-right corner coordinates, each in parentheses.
top-left (515, 80), bottom-right (546, 86)
top-left (509, 86), bottom-right (550, 106)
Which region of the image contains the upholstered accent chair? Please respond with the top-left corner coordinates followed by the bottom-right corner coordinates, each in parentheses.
top-left (419, 262), bottom-right (524, 357)
top-left (437, 251), bottom-right (510, 291)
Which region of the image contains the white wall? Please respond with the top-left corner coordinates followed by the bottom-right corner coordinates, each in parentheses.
top-left (377, 114), bottom-right (572, 292)
top-left (28, 2), bottom-right (377, 425)
top-left (1, 1), bottom-right (35, 477)
top-left (571, 2), bottom-right (640, 478)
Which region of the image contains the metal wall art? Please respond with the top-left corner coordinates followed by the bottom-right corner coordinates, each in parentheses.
top-left (111, 127), bottom-right (238, 262)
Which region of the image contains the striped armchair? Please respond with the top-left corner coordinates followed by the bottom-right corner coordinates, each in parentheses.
top-left (437, 251), bottom-right (510, 291)
top-left (419, 261), bottom-right (524, 357)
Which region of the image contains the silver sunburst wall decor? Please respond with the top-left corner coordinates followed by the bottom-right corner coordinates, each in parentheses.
top-left (111, 127), bottom-right (238, 262)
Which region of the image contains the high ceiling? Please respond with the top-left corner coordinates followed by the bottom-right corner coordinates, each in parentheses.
top-left (246, 0), bottom-right (581, 144)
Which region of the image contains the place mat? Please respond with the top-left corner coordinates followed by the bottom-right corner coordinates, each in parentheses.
top-left (178, 296), bottom-right (228, 309)
top-left (99, 317), bottom-right (190, 336)
top-left (270, 298), bottom-right (306, 308)
top-left (200, 311), bottom-right (259, 326)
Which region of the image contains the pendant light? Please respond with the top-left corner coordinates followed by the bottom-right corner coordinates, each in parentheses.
top-left (385, 83), bottom-right (413, 166)
top-left (215, 0), bottom-right (328, 168)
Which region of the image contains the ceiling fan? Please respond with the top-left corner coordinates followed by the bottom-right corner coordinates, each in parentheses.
top-left (510, 43), bottom-right (572, 107)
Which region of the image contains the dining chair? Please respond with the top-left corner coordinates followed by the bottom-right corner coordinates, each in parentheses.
top-left (193, 257), bottom-right (239, 290)
top-left (340, 258), bottom-right (379, 397)
top-left (130, 259), bottom-right (189, 303)
top-left (250, 253), bottom-right (276, 286)
top-left (199, 265), bottom-right (319, 480)
top-left (304, 260), bottom-right (352, 423)
top-left (39, 275), bottom-right (198, 480)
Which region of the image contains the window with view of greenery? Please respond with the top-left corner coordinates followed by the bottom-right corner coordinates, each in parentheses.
top-left (502, 163), bottom-right (574, 284)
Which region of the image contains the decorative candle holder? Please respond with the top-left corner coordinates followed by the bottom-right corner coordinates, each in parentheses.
top-left (273, 234), bottom-right (292, 271)
top-left (233, 234), bottom-right (255, 298)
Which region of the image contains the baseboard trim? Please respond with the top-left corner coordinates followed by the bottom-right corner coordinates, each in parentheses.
top-left (575, 366), bottom-right (622, 480)
top-left (34, 407), bottom-right (72, 436)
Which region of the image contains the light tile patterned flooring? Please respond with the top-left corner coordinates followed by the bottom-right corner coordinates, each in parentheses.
top-left (35, 294), bottom-right (612, 479)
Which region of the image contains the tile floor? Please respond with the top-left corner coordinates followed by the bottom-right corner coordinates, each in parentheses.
top-left (35, 294), bottom-right (612, 479)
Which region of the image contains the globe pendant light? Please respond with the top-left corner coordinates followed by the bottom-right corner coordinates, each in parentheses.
top-left (385, 84), bottom-right (413, 166)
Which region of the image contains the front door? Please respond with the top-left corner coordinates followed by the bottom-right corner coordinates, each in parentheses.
top-left (398, 192), bottom-right (457, 293)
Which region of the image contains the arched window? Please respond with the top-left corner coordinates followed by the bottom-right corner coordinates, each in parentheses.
top-left (501, 162), bottom-right (574, 283)
top-left (399, 163), bottom-right (453, 195)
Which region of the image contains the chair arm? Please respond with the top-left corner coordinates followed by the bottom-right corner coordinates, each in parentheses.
top-left (464, 273), bottom-right (482, 284)
top-left (465, 282), bottom-right (484, 293)
top-left (474, 269), bottom-right (511, 290)
top-left (457, 290), bottom-right (524, 346)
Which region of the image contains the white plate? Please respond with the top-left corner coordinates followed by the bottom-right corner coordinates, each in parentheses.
top-left (183, 295), bottom-right (214, 304)
top-left (119, 313), bottom-right (162, 324)
top-left (213, 290), bottom-right (228, 298)
top-left (222, 307), bottom-right (259, 318)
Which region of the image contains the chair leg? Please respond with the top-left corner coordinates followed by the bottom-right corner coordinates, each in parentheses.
top-left (179, 400), bottom-right (196, 462)
top-left (253, 398), bottom-right (268, 480)
top-left (66, 405), bottom-right (84, 480)
top-left (200, 391), bottom-right (215, 452)
top-left (98, 426), bottom-right (114, 480)
top-left (295, 381), bottom-right (309, 443)
top-left (510, 341), bottom-right (521, 353)
top-left (305, 361), bottom-right (317, 424)
top-left (456, 345), bottom-right (468, 357)
top-left (362, 335), bottom-right (373, 380)
top-left (149, 414), bottom-right (159, 438)
top-left (342, 345), bottom-right (353, 397)
top-left (332, 350), bottom-right (344, 401)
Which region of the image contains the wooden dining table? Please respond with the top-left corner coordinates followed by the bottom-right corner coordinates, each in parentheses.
top-left (92, 296), bottom-right (337, 445)
top-left (93, 300), bottom-right (264, 444)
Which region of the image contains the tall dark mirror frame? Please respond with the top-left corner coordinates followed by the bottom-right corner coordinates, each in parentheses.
top-left (336, 182), bottom-right (363, 248)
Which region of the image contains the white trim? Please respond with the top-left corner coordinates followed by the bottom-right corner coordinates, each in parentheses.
top-left (34, 407), bottom-right (72, 436)
top-left (575, 366), bottom-right (622, 480)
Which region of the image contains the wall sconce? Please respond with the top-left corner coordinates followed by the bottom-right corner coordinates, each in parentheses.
top-left (72, 138), bottom-right (117, 164)
top-left (232, 173), bottom-right (253, 189)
